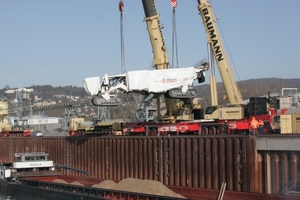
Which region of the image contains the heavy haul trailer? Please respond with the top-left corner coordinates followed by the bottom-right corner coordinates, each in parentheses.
top-left (69, 105), bottom-right (278, 136)
top-left (121, 111), bottom-right (278, 136)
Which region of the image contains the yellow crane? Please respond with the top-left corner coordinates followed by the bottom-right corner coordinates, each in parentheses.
top-left (142, 0), bottom-right (207, 122)
top-left (197, 0), bottom-right (245, 120)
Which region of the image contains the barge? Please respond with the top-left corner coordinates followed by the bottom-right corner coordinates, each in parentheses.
top-left (0, 151), bottom-right (58, 181)
top-left (1, 175), bottom-right (300, 200)
top-left (0, 136), bottom-right (300, 199)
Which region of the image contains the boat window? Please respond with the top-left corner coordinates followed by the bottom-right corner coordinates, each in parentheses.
top-left (25, 156), bottom-right (35, 161)
top-left (15, 153), bottom-right (48, 162)
top-left (36, 156), bottom-right (46, 160)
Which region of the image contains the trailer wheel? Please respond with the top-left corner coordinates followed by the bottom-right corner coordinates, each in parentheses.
top-left (197, 130), bottom-right (201, 135)
top-left (150, 128), bottom-right (157, 136)
top-left (263, 125), bottom-right (271, 134)
top-left (216, 126), bottom-right (223, 135)
top-left (201, 127), bottom-right (208, 135)
top-left (208, 127), bottom-right (216, 135)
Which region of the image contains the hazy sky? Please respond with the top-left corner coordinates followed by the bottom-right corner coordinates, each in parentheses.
top-left (1, 0), bottom-right (299, 89)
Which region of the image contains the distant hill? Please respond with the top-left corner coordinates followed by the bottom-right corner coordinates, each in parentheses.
top-left (194, 78), bottom-right (300, 107)
top-left (1, 78), bottom-right (299, 119)
top-left (0, 85), bottom-right (87, 100)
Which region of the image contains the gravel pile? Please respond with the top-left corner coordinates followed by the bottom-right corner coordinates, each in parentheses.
top-left (93, 178), bottom-right (185, 199)
top-left (52, 178), bottom-right (68, 184)
top-left (91, 180), bottom-right (117, 189)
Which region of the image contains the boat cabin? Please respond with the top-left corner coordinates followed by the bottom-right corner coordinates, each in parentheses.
top-left (0, 152), bottom-right (58, 181)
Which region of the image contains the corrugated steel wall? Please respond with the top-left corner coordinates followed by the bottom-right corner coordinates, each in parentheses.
top-left (0, 136), bottom-right (298, 194)
top-left (256, 151), bottom-right (300, 194)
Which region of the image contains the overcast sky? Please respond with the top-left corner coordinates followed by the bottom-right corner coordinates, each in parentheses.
top-left (1, 0), bottom-right (299, 89)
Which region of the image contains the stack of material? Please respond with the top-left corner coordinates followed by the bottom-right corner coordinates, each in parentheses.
top-left (92, 177), bottom-right (186, 199)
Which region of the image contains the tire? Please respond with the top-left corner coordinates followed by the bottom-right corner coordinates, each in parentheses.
top-left (216, 126), bottom-right (223, 135)
top-left (79, 131), bottom-right (86, 136)
top-left (201, 127), bottom-right (208, 135)
top-left (150, 128), bottom-right (157, 136)
top-left (263, 125), bottom-right (271, 134)
top-left (208, 127), bottom-right (216, 135)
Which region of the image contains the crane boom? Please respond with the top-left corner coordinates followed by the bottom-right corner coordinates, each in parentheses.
top-left (142, 0), bottom-right (169, 70)
top-left (142, 0), bottom-right (177, 122)
top-left (197, 0), bottom-right (243, 105)
top-left (141, 0), bottom-right (208, 122)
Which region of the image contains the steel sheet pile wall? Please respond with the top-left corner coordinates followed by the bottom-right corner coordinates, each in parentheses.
top-left (0, 136), bottom-right (299, 196)
top-left (161, 136), bottom-right (257, 193)
top-left (0, 136), bottom-right (262, 194)
top-left (256, 151), bottom-right (300, 194)
top-left (66, 137), bottom-right (165, 181)
top-left (0, 138), bottom-right (68, 165)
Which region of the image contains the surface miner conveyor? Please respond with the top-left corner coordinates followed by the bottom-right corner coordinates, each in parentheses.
top-left (83, 64), bottom-right (208, 107)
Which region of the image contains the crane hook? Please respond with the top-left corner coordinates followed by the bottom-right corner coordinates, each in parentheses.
top-left (119, 0), bottom-right (124, 12)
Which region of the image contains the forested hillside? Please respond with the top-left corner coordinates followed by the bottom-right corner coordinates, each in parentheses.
top-left (195, 78), bottom-right (300, 107)
top-left (0, 78), bottom-right (299, 120)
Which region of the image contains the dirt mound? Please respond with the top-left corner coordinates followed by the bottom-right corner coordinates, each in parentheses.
top-left (92, 178), bottom-right (185, 198)
top-left (53, 179), bottom-right (84, 186)
top-left (52, 179), bottom-right (68, 184)
top-left (91, 180), bottom-right (117, 189)
top-left (70, 181), bottom-right (84, 186)
top-left (52, 177), bottom-right (185, 198)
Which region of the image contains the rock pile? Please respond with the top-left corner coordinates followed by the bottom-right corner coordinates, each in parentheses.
top-left (92, 178), bottom-right (185, 199)
top-left (52, 177), bottom-right (185, 199)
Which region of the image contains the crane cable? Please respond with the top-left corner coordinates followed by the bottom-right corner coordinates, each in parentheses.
top-left (119, 0), bottom-right (125, 73)
top-left (171, 0), bottom-right (179, 68)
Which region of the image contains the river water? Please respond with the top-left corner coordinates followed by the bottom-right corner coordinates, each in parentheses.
top-left (0, 190), bottom-right (46, 200)
top-left (0, 191), bottom-right (16, 200)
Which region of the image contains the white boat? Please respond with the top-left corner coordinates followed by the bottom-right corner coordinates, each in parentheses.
top-left (0, 152), bottom-right (58, 181)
